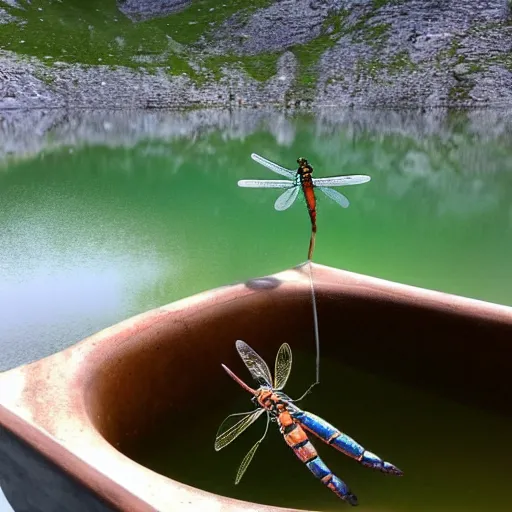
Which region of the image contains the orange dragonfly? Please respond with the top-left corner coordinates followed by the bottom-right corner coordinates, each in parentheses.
top-left (238, 153), bottom-right (371, 260)
top-left (215, 340), bottom-right (403, 505)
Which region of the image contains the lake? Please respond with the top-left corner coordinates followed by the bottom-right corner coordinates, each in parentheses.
top-left (2, 108), bottom-right (512, 511)
top-left (2, 108), bottom-right (512, 373)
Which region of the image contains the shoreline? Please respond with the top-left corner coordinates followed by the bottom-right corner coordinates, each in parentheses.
top-left (2, 106), bottom-right (512, 166)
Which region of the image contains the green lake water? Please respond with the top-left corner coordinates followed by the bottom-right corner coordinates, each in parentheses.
top-left (1, 109), bottom-right (512, 373)
top-left (1, 109), bottom-right (512, 510)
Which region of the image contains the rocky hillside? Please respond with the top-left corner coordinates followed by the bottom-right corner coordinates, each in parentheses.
top-left (0, 0), bottom-right (511, 108)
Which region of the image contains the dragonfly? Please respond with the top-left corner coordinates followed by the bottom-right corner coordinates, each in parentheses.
top-left (238, 153), bottom-right (371, 260)
top-left (215, 340), bottom-right (403, 506)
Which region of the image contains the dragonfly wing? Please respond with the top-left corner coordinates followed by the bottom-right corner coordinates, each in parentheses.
top-left (274, 343), bottom-right (292, 390)
top-left (274, 186), bottom-right (299, 211)
top-left (238, 179), bottom-right (293, 189)
top-left (318, 187), bottom-right (350, 208)
top-left (215, 408), bottom-right (265, 451)
top-left (313, 175), bottom-right (371, 187)
top-left (251, 153), bottom-right (296, 179)
top-left (236, 340), bottom-right (273, 387)
top-left (235, 413), bottom-right (270, 484)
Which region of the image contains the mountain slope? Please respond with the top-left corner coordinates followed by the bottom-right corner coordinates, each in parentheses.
top-left (0, 0), bottom-right (511, 108)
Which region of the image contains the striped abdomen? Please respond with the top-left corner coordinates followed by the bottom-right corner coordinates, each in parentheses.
top-left (292, 410), bottom-right (403, 476)
top-left (300, 174), bottom-right (317, 230)
top-left (278, 410), bottom-right (357, 506)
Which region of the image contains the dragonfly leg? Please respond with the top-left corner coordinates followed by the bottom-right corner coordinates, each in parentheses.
top-left (292, 382), bottom-right (318, 403)
top-left (281, 416), bottom-right (357, 506)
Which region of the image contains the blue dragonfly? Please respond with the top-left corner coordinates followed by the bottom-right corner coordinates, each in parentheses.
top-left (215, 340), bottom-right (403, 506)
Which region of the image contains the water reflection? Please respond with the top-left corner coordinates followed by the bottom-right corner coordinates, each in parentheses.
top-left (2, 108), bottom-right (512, 167)
top-left (1, 108), bottom-right (511, 373)
top-left (0, 217), bottom-right (164, 369)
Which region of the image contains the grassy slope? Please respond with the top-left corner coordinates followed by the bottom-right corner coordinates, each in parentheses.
top-left (1, 0), bottom-right (511, 97)
top-left (0, 0), bottom-right (276, 80)
top-left (0, 0), bottom-right (355, 87)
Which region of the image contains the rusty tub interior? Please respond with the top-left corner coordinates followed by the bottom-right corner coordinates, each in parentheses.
top-left (1, 263), bottom-right (512, 512)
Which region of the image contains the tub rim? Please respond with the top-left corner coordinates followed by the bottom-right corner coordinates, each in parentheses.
top-left (1, 262), bottom-right (512, 512)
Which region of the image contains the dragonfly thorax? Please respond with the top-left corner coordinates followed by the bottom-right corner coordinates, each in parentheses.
top-left (297, 157), bottom-right (314, 180)
top-left (255, 388), bottom-right (286, 417)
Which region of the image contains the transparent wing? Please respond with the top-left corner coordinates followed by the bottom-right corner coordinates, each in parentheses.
top-left (238, 179), bottom-right (293, 189)
top-left (236, 340), bottom-right (273, 387)
top-left (235, 413), bottom-right (270, 484)
top-left (215, 408), bottom-right (265, 451)
top-left (274, 186), bottom-right (300, 211)
top-left (318, 186), bottom-right (350, 208)
top-left (251, 153), bottom-right (296, 179)
top-left (313, 175), bottom-right (371, 187)
top-left (274, 343), bottom-right (292, 390)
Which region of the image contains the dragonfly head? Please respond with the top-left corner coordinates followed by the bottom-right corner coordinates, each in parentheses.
top-left (297, 157), bottom-right (308, 167)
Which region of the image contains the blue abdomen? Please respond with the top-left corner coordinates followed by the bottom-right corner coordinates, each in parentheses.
top-left (293, 410), bottom-right (364, 459)
top-left (293, 410), bottom-right (337, 439)
top-left (306, 457), bottom-right (330, 479)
